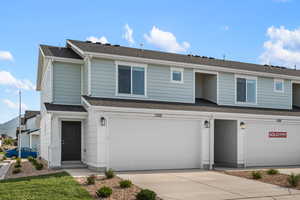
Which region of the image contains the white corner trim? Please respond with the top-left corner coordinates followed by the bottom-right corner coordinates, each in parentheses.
top-left (87, 57), bottom-right (92, 95)
top-left (273, 79), bottom-right (284, 93)
top-left (170, 67), bottom-right (184, 84)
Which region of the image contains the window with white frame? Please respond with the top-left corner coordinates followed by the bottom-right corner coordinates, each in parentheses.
top-left (236, 76), bottom-right (257, 103)
top-left (274, 79), bottom-right (284, 92)
top-left (171, 67), bottom-right (184, 83)
top-left (117, 63), bottom-right (146, 96)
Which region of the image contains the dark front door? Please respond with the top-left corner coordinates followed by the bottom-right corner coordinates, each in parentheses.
top-left (61, 121), bottom-right (81, 161)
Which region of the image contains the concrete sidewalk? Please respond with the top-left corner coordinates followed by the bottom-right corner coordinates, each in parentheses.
top-left (119, 171), bottom-right (300, 200)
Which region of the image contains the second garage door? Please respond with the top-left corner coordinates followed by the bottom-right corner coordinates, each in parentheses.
top-left (246, 121), bottom-right (300, 167)
top-left (108, 117), bottom-right (202, 171)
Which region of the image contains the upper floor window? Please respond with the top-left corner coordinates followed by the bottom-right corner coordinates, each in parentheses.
top-left (236, 76), bottom-right (257, 104)
top-left (117, 62), bottom-right (146, 96)
top-left (274, 79), bottom-right (284, 93)
top-left (171, 67), bottom-right (184, 83)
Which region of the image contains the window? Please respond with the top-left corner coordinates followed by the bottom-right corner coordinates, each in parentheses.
top-left (236, 76), bottom-right (257, 104)
top-left (274, 79), bottom-right (284, 92)
top-left (117, 63), bottom-right (146, 96)
top-left (171, 68), bottom-right (184, 83)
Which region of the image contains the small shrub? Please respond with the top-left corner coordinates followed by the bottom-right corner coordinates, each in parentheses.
top-left (252, 171), bottom-right (262, 179)
top-left (27, 156), bottom-right (34, 162)
top-left (31, 158), bottom-right (38, 166)
top-left (1, 155), bottom-right (7, 161)
top-left (2, 138), bottom-right (13, 146)
top-left (136, 189), bottom-right (156, 200)
top-left (287, 173), bottom-right (300, 187)
top-left (86, 174), bottom-right (96, 185)
top-left (105, 168), bottom-right (115, 179)
top-left (35, 163), bottom-right (44, 170)
top-left (119, 180), bottom-right (132, 188)
top-left (12, 168), bottom-right (21, 174)
top-left (267, 169), bottom-right (279, 175)
top-left (96, 186), bottom-right (112, 198)
top-left (16, 158), bottom-right (21, 165)
top-left (14, 163), bottom-right (21, 168)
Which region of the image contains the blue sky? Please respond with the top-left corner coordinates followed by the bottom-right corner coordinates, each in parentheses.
top-left (0, 0), bottom-right (300, 123)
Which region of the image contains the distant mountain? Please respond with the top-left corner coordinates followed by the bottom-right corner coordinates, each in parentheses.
top-left (0, 116), bottom-right (20, 138)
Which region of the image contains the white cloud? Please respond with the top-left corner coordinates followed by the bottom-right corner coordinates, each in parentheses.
top-left (3, 99), bottom-right (28, 111)
top-left (0, 71), bottom-right (35, 90)
top-left (222, 25), bottom-right (230, 31)
top-left (123, 24), bottom-right (135, 45)
top-left (260, 26), bottom-right (300, 67)
top-left (144, 26), bottom-right (190, 53)
top-left (0, 51), bottom-right (13, 61)
top-left (86, 36), bottom-right (109, 44)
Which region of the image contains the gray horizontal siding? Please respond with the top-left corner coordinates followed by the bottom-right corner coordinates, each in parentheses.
top-left (218, 72), bottom-right (292, 109)
top-left (53, 62), bottom-right (82, 105)
top-left (90, 58), bottom-right (194, 103)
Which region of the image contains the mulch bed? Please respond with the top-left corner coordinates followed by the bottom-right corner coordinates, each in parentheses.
top-left (225, 170), bottom-right (300, 189)
top-left (5, 159), bottom-right (62, 179)
top-left (76, 176), bottom-right (162, 200)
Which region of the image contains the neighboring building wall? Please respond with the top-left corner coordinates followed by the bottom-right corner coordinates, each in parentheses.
top-left (218, 72), bottom-right (292, 109)
top-left (53, 62), bottom-right (82, 105)
top-left (214, 120), bottom-right (238, 166)
top-left (30, 134), bottom-right (39, 152)
top-left (90, 58), bottom-right (194, 103)
top-left (20, 133), bottom-right (30, 148)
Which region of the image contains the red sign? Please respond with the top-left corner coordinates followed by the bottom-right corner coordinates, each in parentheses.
top-left (269, 132), bottom-right (287, 138)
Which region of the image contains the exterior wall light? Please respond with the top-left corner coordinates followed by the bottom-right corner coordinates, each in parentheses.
top-left (100, 117), bottom-right (106, 126)
top-left (240, 121), bottom-right (246, 129)
top-left (204, 120), bottom-right (210, 128)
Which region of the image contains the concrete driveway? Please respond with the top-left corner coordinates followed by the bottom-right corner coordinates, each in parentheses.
top-left (119, 170), bottom-right (300, 200)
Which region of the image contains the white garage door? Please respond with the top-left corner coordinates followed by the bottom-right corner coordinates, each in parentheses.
top-left (109, 117), bottom-right (202, 171)
top-left (246, 121), bottom-right (300, 167)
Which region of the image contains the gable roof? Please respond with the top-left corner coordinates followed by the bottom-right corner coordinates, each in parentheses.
top-left (68, 39), bottom-right (300, 78)
top-left (83, 96), bottom-right (300, 117)
top-left (24, 110), bottom-right (40, 121)
top-left (40, 45), bottom-right (83, 60)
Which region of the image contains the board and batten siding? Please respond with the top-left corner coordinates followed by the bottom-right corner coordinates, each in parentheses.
top-left (53, 62), bottom-right (82, 105)
top-left (90, 58), bottom-right (194, 103)
top-left (218, 72), bottom-right (292, 109)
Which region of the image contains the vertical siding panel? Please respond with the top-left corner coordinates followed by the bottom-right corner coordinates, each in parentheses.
top-left (53, 62), bottom-right (82, 104)
top-left (90, 59), bottom-right (194, 103)
top-left (218, 72), bottom-right (292, 109)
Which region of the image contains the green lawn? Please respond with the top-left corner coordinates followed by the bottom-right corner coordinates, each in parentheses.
top-left (0, 172), bottom-right (93, 200)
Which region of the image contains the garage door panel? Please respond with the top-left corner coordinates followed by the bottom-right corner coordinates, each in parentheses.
top-left (246, 122), bottom-right (300, 166)
top-left (109, 117), bottom-right (201, 171)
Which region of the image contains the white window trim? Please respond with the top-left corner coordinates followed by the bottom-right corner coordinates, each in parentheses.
top-left (274, 79), bottom-right (284, 93)
top-left (115, 61), bottom-right (147, 97)
top-left (235, 74), bottom-right (257, 105)
top-left (171, 67), bottom-right (184, 83)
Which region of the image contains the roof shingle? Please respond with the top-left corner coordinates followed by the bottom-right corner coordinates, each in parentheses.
top-left (68, 39), bottom-right (300, 77)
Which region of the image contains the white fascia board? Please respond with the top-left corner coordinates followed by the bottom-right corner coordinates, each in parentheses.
top-left (84, 51), bottom-right (300, 81)
top-left (66, 40), bottom-right (86, 57)
top-left (48, 110), bottom-right (88, 117)
top-left (88, 104), bottom-right (300, 121)
top-left (44, 56), bottom-right (84, 64)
